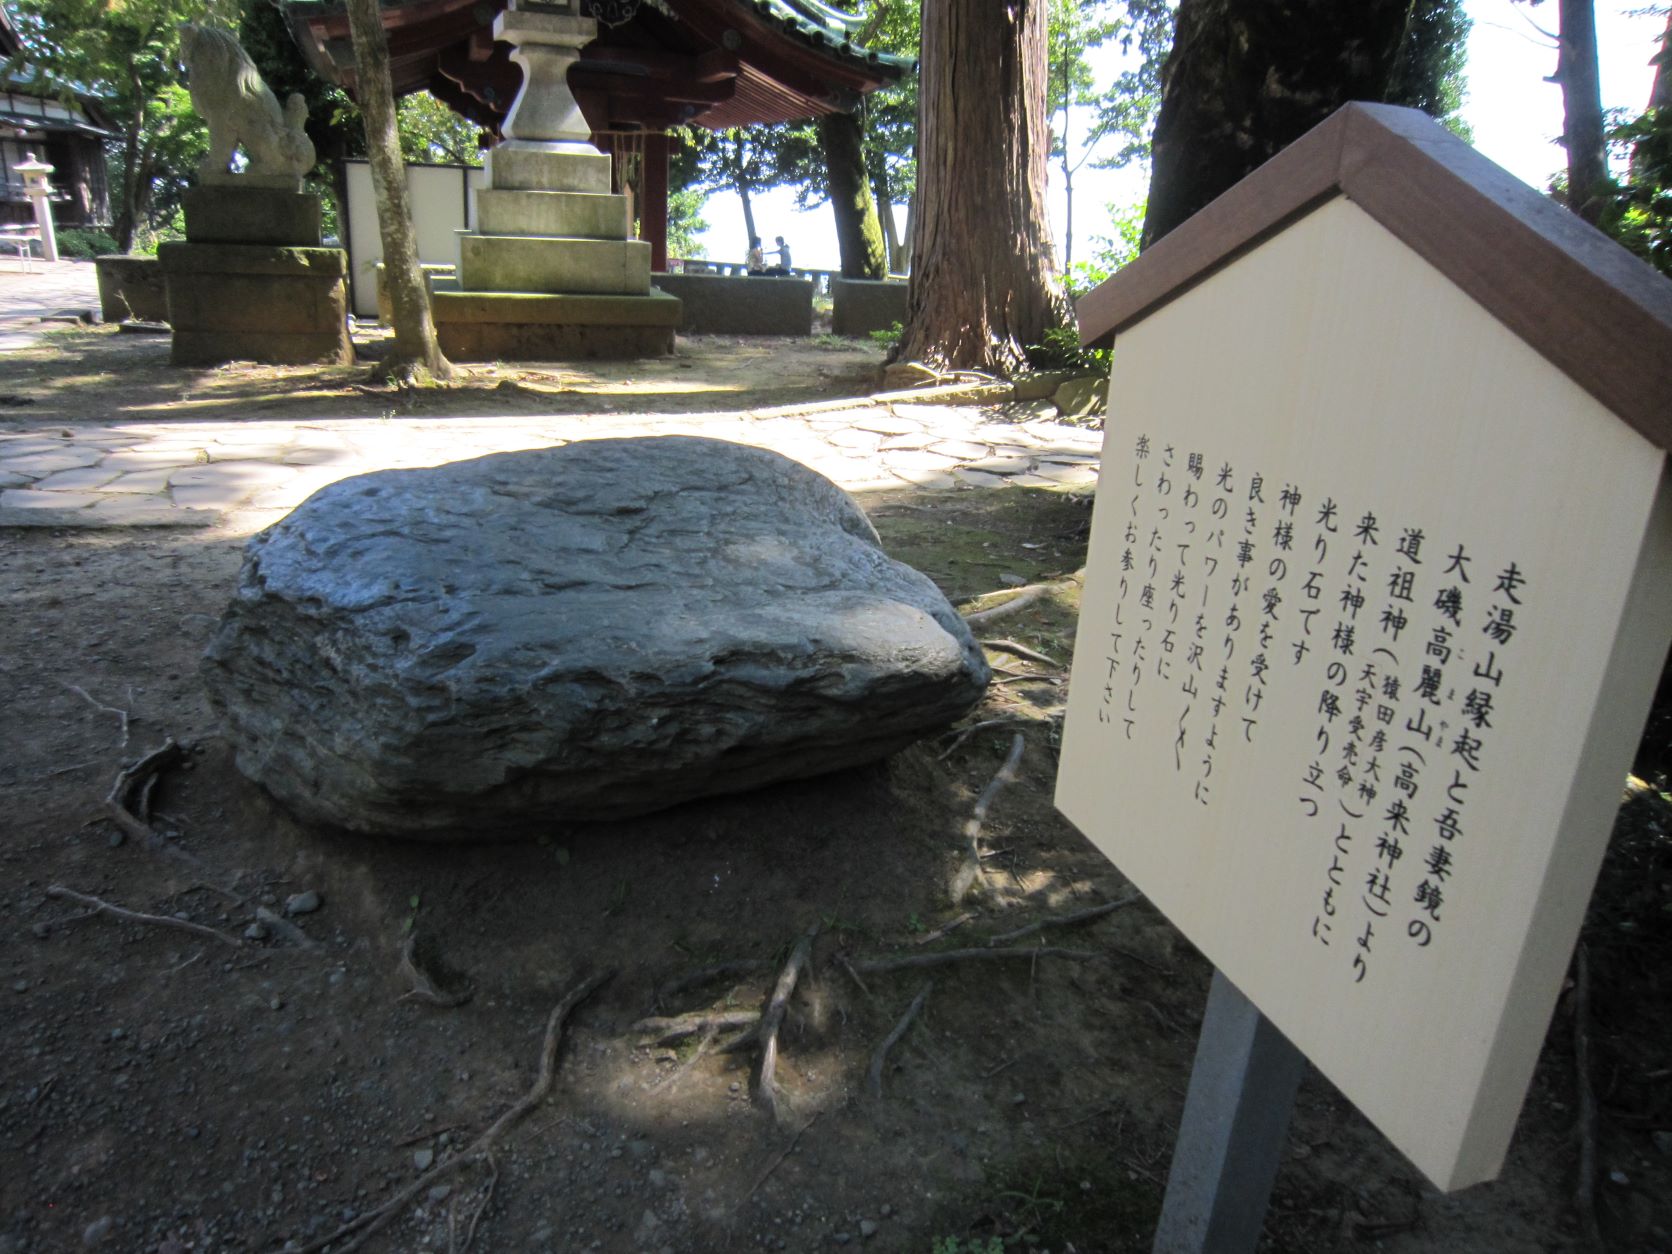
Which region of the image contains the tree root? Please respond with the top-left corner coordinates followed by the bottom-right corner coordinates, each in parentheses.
top-left (63, 682), bottom-right (130, 747)
top-left (980, 638), bottom-right (1059, 667)
top-left (851, 945), bottom-right (1096, 976)
top-left (951, 734), bottom-right (1025, 902)
top-left (46, 885), bottom-right (242, 948)
top-left (297, 969), bottom-right (613, 1253)
top-left (867, 980), bottom-right (932, 1098)
top-left (656, 958), bottom-right (773, 1009)
top-left (104, 738), bottom-right (190, 842)
top-left (985, 891), bottom-right (1142, 946)
top-left (397, 933), bottom-right (471, 1007)
top-left (719, 922), bottom-right (820, 1124)
top-left (633, 1009), bottom-right (761, 1044)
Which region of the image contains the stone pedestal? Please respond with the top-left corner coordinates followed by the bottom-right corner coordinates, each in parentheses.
top-left (160, 184), bottom-right (351, 367)
top-left (430, 0), bottom-right (678, 361)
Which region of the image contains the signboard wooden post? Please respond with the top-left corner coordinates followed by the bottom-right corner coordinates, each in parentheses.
top-left (1057, 103), bottom-right (1672, 1246)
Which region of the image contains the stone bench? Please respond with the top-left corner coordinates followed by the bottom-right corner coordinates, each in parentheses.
top-left (831, 277), bottom-right (908, 338)
top-left (651, 271), bottom-right (814, 336)
top-left (95, 254), bottom-right (169, 323)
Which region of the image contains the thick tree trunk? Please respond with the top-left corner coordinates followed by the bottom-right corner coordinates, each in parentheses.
top-left (817, 111), bottom-right (886, 279)
top-left (897, 0), bottom-right (1068, 375)
top-left (1141, 0), bottom-right (1414, 248)
top-left (1556, 0), bottom-right (1608, 225)
top-left (345, 0), bottom-right (451, 383)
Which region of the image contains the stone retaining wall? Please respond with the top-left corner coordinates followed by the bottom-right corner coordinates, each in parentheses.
top-left (94, 255), bottom-right (168, 323)
top-left (651, 272), bottom-right (814, 336)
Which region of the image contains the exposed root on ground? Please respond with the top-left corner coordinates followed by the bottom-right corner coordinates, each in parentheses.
top-left (951, 734), bottom-right (1025, 902)
top-left (63, 681), bottom-right (130, 747)
top-left (397, 932), bottom-right (471, 1007)
top-left (720, 922), bottom-right (820, 1124)
top-left (985, 891), bottom-right (1143, 946)
top-left (46, 884), bottom-right (242, 948)
top-left (297, 969), bottom-right (613, 1254)
top-left (867, 980), bottom-right (932, 1099)
top-left (104, 738), bottom-right (191, 843)
top-left (850, 945), bottom-right (1096, 976)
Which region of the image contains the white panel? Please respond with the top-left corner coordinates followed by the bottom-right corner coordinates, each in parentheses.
top-left (1056, 195), bottom-right (1672, 1191)
top-left (342, 162), bottom-right (478, 319)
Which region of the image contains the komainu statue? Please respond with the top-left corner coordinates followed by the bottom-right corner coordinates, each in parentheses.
top-left (179, 24), bottom-right (315, 184)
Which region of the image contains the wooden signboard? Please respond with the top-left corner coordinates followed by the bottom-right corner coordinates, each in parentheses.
top-left (1057, 104), bottom-right (1672, 1194)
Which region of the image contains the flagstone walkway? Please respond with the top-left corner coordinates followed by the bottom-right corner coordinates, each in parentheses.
top-left (0, 400), bottom-right (1103, 532)
top-left (0, 260), bottom-right (1104, 530)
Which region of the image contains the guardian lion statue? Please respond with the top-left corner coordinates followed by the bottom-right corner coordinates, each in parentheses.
top-left (179, 24), bottom-right (315, 183)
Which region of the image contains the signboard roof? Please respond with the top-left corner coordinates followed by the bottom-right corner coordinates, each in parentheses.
top-left (1075, 102), bottom-right (1672, 454)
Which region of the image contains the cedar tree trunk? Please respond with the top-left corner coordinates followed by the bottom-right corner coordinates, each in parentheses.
top-left (345, 0), bottom-right (452, 383)
top-left (1141, 0), bottom-right (1415, 248)
top-left (817, 110), bottom-right (886, 279)
top-left (1555, 0), bottom-right (1608, 225)
top-left (897, 0), bottom-right (1068, 375)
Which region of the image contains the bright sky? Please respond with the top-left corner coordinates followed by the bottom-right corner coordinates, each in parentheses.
top-left (689, 1), bottom-right (1668, 272)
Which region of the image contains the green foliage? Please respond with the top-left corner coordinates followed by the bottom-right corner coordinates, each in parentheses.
top-left (1050, 0), bottom-right (1174, 174)
top-left (1026, 323), bottom-right (1110, 376)
top-left (930, 1239), bottom-right (1003, 1254)
top-left (1385, 0), bottom-right (1473, 141)
top-left (396, 92), bottom-right (484, 166)
top-left (667, 186), bottom-right (708, 259)
top-left (54, 227), bottom-right (119, 258)
top-left (3, 0), bottom-right (225, 249)
top-left (1063, 200), bottom-right (1145, 296)
top-left (1604, 106), bottom-right (1672, 275)
top-left (868, 320), bottom-right (903, 351)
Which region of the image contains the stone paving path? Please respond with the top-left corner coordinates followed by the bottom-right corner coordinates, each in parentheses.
top-left (0, 260), bottom-right (1103, 529)
top-left (0, 257), bottom-right (101, 351)
top-left (0, 400), bottom-right (1103, 532)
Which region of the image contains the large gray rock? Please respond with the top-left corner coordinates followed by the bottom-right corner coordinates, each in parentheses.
top-left (202, 437), bottom-right (989, 835)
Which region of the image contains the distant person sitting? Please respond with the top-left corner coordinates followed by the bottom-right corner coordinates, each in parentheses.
top-left (746, 236), bottom-right (766, 275)
top-left (761, 235), bottom-right (792, 277)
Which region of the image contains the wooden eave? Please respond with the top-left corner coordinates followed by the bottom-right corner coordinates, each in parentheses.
top-left (286, 0), bottom-right (906, 132)
top-left (1076, 102), bottom-right (1672, 453)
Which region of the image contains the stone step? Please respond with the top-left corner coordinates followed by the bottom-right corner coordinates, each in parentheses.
top-left (475, 188), bottom-right (629, 241)
top-left (484, 142), bottom-right (611, 194)
top-left (457, 234), bottom-right (652, 296)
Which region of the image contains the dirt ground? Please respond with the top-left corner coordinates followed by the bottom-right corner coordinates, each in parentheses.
top-left (2, 329), bottom-right (1670, 1254)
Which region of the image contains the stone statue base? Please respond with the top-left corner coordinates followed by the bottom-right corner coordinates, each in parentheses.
top-left (159, 242), bottom-right (353, 367)
top-left (161, 186), bottom-right (350, 367)
top-left (183, 185), bottom-right (321, 246)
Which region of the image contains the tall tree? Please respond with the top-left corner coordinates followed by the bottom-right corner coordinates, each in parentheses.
top-left (895, 0), bottom-right (1068, 375)
top-left (344, 0), bottom-right (450, 382)
top-left (1141, 0), bottom-right (1470, 248)
top-left (1553, 0), bottom-right (1608, 224)
top-left (855, 0), bottom-right (920, 272)
top-left (674, 126), bottom-right (789, 256)
top-left (816, 110), bottom-right (887, 278)
top-left (1046, 0), bottom-right (1171, 269)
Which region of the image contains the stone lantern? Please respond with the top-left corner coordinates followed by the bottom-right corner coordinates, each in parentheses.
top-left (15, 153), bottom-right (58, 263)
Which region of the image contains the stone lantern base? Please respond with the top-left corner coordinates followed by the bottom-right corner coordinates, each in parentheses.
top-left (434, 142), bottom-right (680, 362)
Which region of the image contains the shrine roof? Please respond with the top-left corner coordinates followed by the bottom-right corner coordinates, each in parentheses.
top-left (285, 0), bottom-right (912, 134)
top-left (1076, 103), bottom-right (1672, 452)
